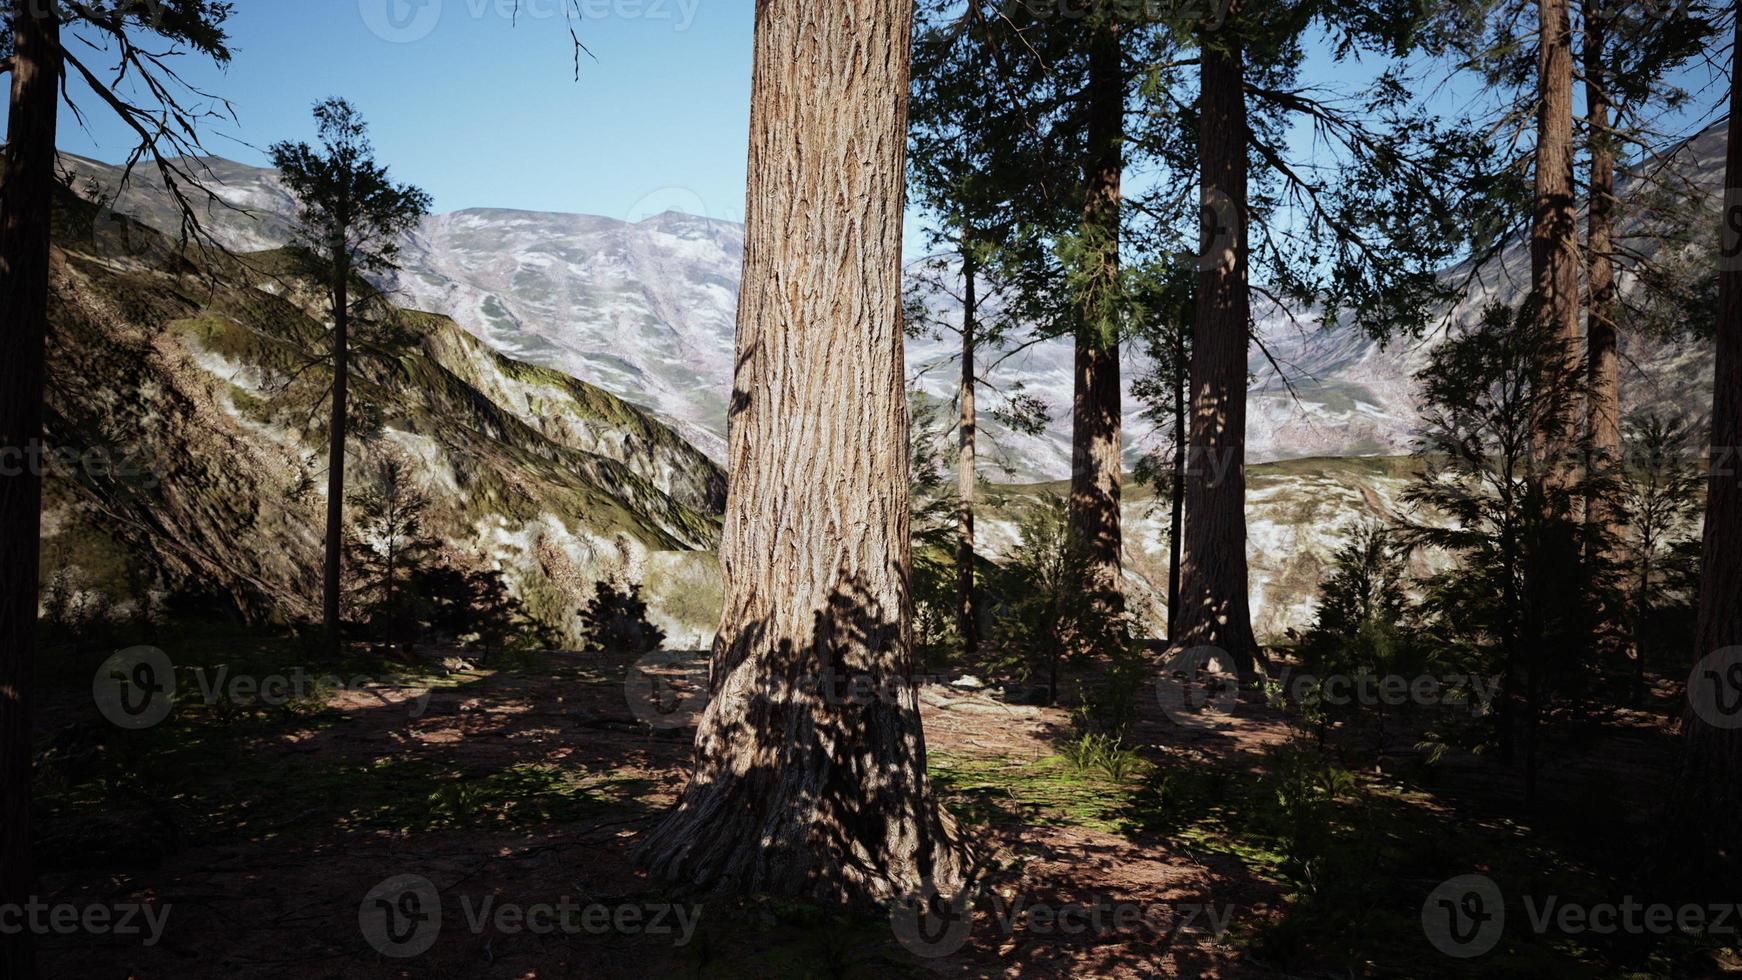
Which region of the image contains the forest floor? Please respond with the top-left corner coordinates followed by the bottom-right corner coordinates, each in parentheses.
top-left (28, 629), bottom-right (1741, 979)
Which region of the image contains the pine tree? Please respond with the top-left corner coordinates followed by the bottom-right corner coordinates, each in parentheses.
top-left (1403, 303), bottom-right (1603, 806)
top-left (2, 5), bottom-right (233, 974)
top-left (1613, 412), bottom-right (1704, 701)
top-left (909, 0), bottom-right (1059, 654)
top-left (346, 452), bottom-right (436, 657)
top-left (1166, 0), bottom-right (1480, 678)
top-left (1130, 259), bottom-right (1195, 638)
top-left (577, 579), bottom-right (665, 654)
top-left (269, 99), bottom-right (430, 657)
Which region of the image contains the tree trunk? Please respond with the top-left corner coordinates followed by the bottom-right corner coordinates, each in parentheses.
top-left (1168, 324), bottom-right (1186, 640)
top-left (1677, 11), bottom-right (1742, 885)
top-left (957, 241), bottom-right (978, 654)
top-left (0, 5), bottom-right (61, 976)
top-left (1532, 0), bottom-right (1581, 481)
top-left (1067, 11), bottom-right (1124, 612)
top-left (383, 533), bottom-right (396, 655)
top-left (637, 0), bottom-right (967, 904)
top-left (1174, 17), bottom-right (1260, 678)
top-left (1583, 0), bottom-right (1620, 531)
top-left (1634, 551), bottom-right (1651, 705)
top-left (322, 261), bottom-right (351, 656)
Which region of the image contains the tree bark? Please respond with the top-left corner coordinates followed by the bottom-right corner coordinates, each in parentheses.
top-left (1677, 10), bottom-right (1742, 884)
top-left (637, 0), bottom-right (967, 904)
top-left (0, 4), bottom-right (61, 976)
top-left (1067, 10), bottom-right (1124, 612)
top-left (1532, 0), bottom-right (1581, 479)
top-left (322, 258), bottom-right (351, 656)
top-left (1584, 0), bottom-right (1620, 534)
top-left (1168, 324), bottom-right (1186, 640)
top-left (957, 241), bottom-right (978, 654)
top-left (1174, 16), bottom-right (1260, 677)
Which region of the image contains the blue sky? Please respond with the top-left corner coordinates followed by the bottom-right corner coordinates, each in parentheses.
top-left (59, 0), bottom-right (757, 223)
top-left (49, 1), bottom-right (1730, 261)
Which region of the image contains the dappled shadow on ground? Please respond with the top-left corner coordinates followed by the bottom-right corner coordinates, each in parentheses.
top-left (1015, 650), bottom-right (1733, 979)
top-left (31, 636), bottom-right (1725, 978)
top-left (34, 642), bottom-right (1266, 978)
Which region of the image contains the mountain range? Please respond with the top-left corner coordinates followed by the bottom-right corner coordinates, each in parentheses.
top-left (45, 121), bottom-right (1721, 643)
top-left (60, 123), bottom-right (1723, 484)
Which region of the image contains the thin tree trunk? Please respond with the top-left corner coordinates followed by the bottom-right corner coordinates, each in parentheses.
top-left (384, 532), bottom-right (396, 654)
top-left (1583, 0), bottom-right (1620, 529)
top-left (0, 5), bottom-right (61, 976)
top-left (322, 261), bottom-right (351, 656)
top-left (1677, 10), bottom-right (1742, 884)
top-left (1067, 10), bottom-right (1124, 612)
top-left (1168, 325), bottom-right (1186, 640)
top-left (1532, 0), bottom-right (1581, 480)
top-left (1175, 14), bottom-right (1260, 678)
top-left (957, 240), bottom-right (978, 654)
top-left (1634, 550), bottom-right (1651, 704)
top-left (638, 0), bottom-right (967, 903)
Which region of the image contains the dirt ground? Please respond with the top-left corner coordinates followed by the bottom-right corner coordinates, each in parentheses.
top-left (29, 647), bottom-right (1726, 979)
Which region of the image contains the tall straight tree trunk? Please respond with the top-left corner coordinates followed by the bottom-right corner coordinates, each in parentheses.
top-left (1532, 0), bottom-right (1581, 478)
top-left (322, 260), bottom-right (351, 655)
top-left (0, 5), bottom-right (62, 976)
top-left (638, 0), bottom-right (967, 903)
top-left (1174, 16), bottom-right (1260, 678)
top-left (1067, 11), bottom-right (1124, 612)
top-left (1584, 0), bottom-right (1620, 534)
top-left (957, 240), bottom-right (979, 654)
top-left (1168, 325), bottom-right (1187, 640)
top-left (1677, 11), bottom-right (1742, 884)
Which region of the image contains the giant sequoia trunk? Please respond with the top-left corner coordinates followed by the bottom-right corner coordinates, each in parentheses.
top-left (1677, 11), bottom-right (1742, 884)
top-left (1583, 0), bottom-right (1620, 534)
top-left (1174, 20), bottom-right (1260, 677)
top-left (1532, 0), bottom-right (1581, 477)
top-left (321, 258), bottom-right (351, 654)
top-left (957, 242), bottom-right (979, 654)
top-left (1067, 12), bottom-right (1125, 610)
top-left (0, 5), bottom-right (61, 976)
top-left (637, 0), bottom-right (967, 903)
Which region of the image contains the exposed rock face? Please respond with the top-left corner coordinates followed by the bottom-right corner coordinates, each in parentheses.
top-left (971, 457), bottom-right (1443, 644)
top-left (50, 121), bottom-right (1720, 644)
top-left (42, 186), bottom-right (725, 645)
top-left (60, 123), bottom-right (1724, 482)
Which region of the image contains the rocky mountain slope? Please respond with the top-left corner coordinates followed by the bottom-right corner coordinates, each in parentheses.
top-left (60, 122), bottom-right (1723, 483)
top-left (51, 120), bottom-right (1720, 644)
top-left (42, 184), bottom-right (726, 647)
